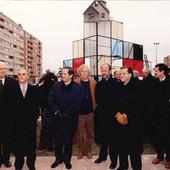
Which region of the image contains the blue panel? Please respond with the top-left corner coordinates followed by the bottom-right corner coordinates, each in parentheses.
top-left (63, 59), bottom-right (73, 67)
top-left (112, 39), bottom-right (123, 58)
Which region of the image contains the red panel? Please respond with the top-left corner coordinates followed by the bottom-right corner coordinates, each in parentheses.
top-left (123, 59), bottom-right (143, 76)
top-left (123, 59), bottom-right (133, 68)
top-left (73, 57), bottom-right (84, 76)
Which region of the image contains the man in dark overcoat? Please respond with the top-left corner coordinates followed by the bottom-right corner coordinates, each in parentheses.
top-left (38, 72), bottom-right (58, 151)
top-left (0, 61), bottom-right (17, 168)
top-left (94, 63), bottom-right (119, 169)
top-left (151, 63), bottom-right (170, 169)
top-left (141, 68), bottom-right (159, 141)
top-left (48, 67), bottom-right (84, 169)
top-left (115, 66), bottom-right (143, 170)
top-left (13, 69), bottom-right (39, 170)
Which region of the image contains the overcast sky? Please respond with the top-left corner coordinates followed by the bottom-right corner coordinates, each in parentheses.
top-left (0, 0), bottom-right (170, 72)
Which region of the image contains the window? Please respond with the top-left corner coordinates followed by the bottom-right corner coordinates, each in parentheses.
top-left (88, 13), bottom-right (94, 19)
top-left (101, 13), bottom-right (105, 18)
top-left (9, 30), bottom-right (13, 34)
top-left (9, 55), bottom-right (14, 59)
top-left (0, 25), bottom-right (4, 29)
top-left (0, 17), bottom-right (4, 22)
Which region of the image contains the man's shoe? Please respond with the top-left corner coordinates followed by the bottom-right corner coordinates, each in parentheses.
top-left (65, 162), bottom-right (72, 169)
top-left (29, 167), bottom-right (36, 170)
top-left (87, 152), bottom-right (93, 159)
top-left (109, 162), bottom-right (116, 169)
top-left (165, 161), bottom-right (170, 169)
top-left (4, 161), bottom-right (12, 168)
top-left (94, 157), bottom-right (107, 164)
top-left (51, 160), bottom-right (63, 168)
top-left (152, 157), bottom-right (164, 164)
top-left (77, 152), bottom-right (83, 160)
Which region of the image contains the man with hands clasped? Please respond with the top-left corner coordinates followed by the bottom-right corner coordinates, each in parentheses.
top-left (115, 112), bottom-right (128, 125)
top-left (115, 67), bottom-right (143, 170)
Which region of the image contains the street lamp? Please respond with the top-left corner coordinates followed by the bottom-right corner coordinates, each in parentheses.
top-left (154, 42), bottom-right (159, 64)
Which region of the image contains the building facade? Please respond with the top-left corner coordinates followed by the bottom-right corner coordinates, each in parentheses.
top-left (0, 12), bottom-right (42, 80)
top-left (24, 32), bottom-right (42, 80)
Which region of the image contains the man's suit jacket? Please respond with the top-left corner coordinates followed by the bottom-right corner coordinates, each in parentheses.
top-left (48, 81), bottom-right (84, 132)
top-left (13, 83), bottom-right (40, 153)
top-left (0, 76), bottom-right (17, 137)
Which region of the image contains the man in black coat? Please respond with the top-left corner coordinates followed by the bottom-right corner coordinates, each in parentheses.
top-left (0, 61), bottom-right (17, 168)
top-left (116, 66), bottom-right (143, 170)
top-left (38, 72), bottom-right (58, 151)
top-left (13, 69), bottom-right (39, 170)
top-left (142, 68), bottom-right (159, 140)
top-left (48, 67), bottom-right (84, 169)
top-left (94, 63), bottom-right (119, 169)
top-left (152, 63), bottom-right (170, 169)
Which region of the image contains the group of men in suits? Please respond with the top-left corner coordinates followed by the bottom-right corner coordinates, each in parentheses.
top-left (0, 63), bottom-right (84, 170)
top-left (94, 63), bottom-right (170, 170)
top-left (94, 64), bottom-right (143, 170)
top-left (1, 59), bottom-right (169, 170)
top-left (0, 61), bottom-right (39, 170)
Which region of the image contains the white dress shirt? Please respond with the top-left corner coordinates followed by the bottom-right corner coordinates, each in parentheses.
top-left (19, 83), bottom-right (28, 97)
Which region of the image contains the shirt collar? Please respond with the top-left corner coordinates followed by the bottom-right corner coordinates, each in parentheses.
top-left (160, 76), bottom-right (166, 82)
top-left (64, 80), bottom-right (71, 86)
top-left (19, 83), bottom-right (28, 88)
top-left (0, 78), bottom-right (5, 85)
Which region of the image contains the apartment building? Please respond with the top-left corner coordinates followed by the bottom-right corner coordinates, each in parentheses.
top-left (24, 32), bottom-right (42, 80)
top-left (0, 12), bottom-right (42, 80)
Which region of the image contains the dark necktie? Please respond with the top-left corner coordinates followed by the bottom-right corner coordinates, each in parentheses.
top-left (0, 79), bottom-right (3, 94)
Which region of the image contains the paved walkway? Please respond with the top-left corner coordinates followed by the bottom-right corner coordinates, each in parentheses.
top-left (0, 155), bottom-right (167, 170)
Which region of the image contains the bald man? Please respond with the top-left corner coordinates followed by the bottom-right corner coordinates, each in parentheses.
top-left (13, 69), bottom-right (40, 170)
top-left (94, 63), bottom-right (119, 169)
top-left (0, 61), bottom-right (17, 168)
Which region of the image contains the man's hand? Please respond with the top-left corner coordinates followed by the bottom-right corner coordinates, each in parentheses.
top-left (115, 112), bottom-right (128, 125)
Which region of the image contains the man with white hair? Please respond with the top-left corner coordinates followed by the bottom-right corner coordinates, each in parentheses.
top-left (0, 61), bottom-right (17, 168)
top-left (142, 68), bottom-right (152, 78)
top-left (76, 64), bottom-right (96, 160)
